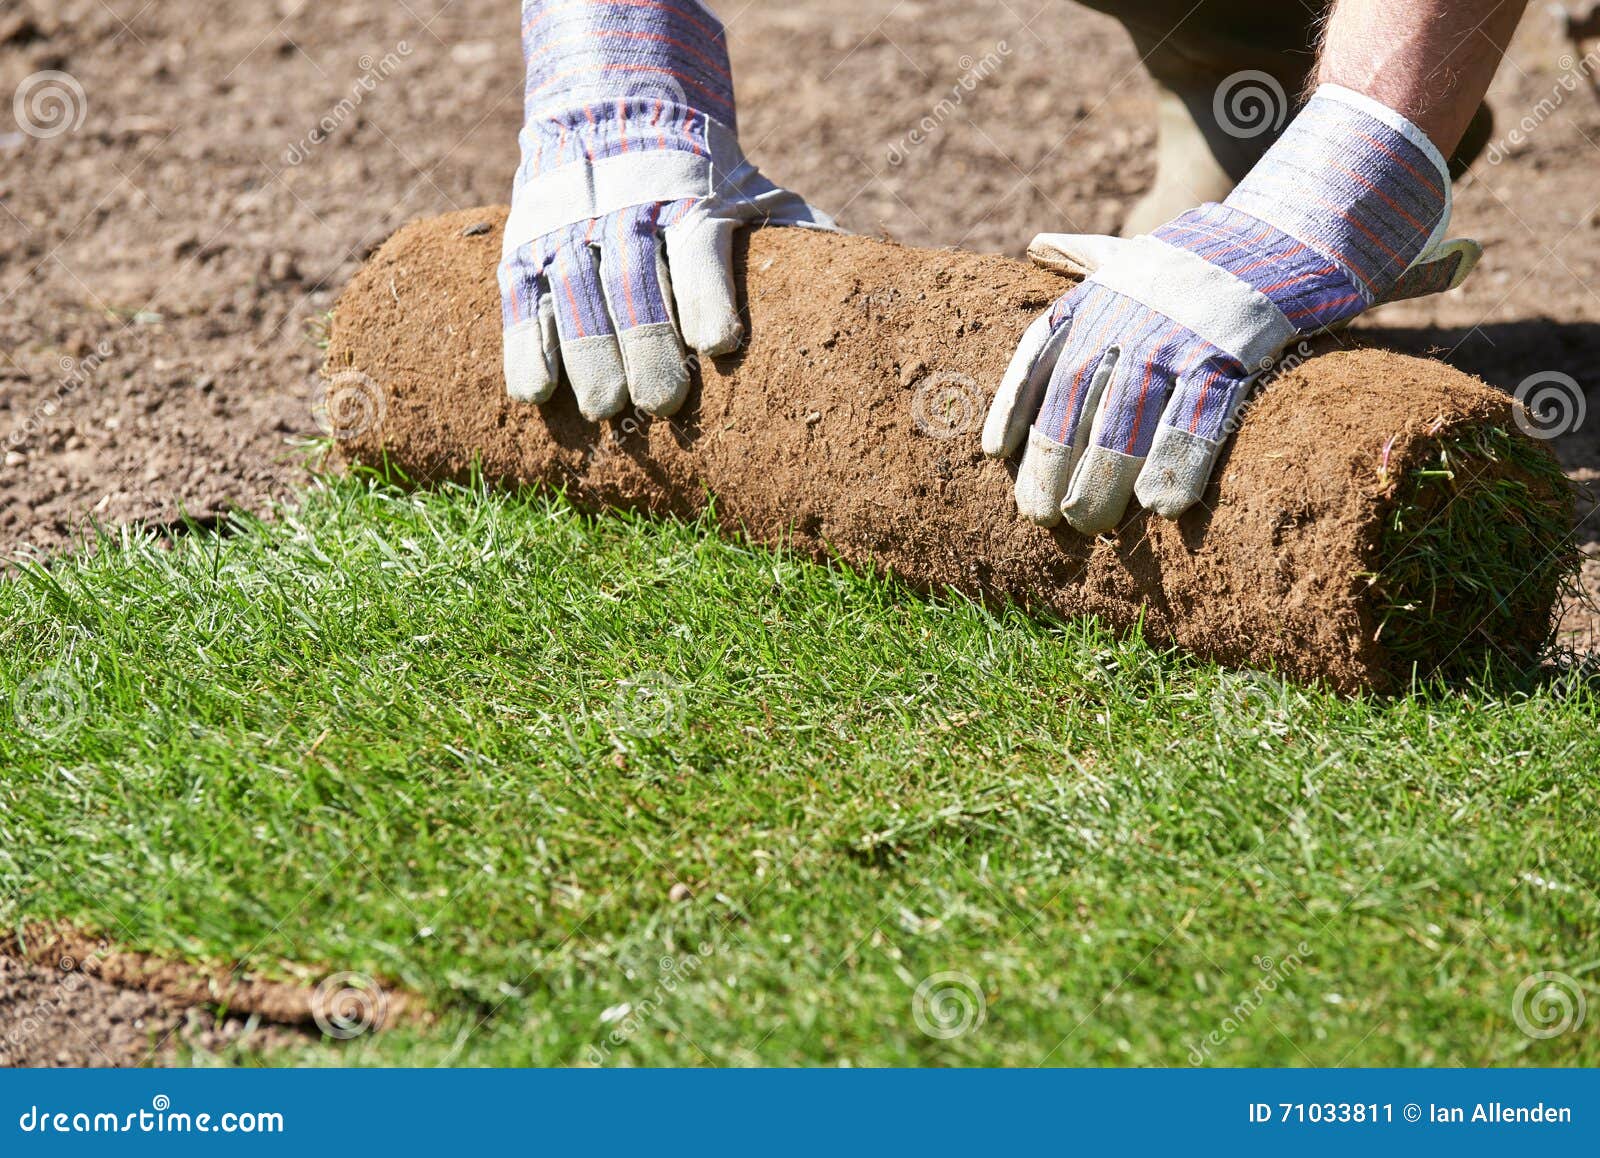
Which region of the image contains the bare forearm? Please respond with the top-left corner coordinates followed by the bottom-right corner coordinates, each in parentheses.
top-left (1317, 0), bottom-right (1527, 153)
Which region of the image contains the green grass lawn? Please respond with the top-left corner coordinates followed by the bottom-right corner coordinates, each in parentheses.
top-left (2, 474), bottom-right (1597, 1066)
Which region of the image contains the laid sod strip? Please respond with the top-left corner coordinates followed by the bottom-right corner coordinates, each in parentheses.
top-left (2, 477), bottom-right (1599, 1066)
top-left (1368, 425), bottom-right (1578, 678)
top-left (326, 209), bottom-right (1577, 692)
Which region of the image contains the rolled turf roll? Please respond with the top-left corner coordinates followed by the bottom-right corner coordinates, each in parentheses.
top-left (324, 207), bottom-right (1575, 692)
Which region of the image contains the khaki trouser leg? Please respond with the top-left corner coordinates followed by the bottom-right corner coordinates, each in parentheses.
top-left (1073, 0), bottom-right (1493, 235)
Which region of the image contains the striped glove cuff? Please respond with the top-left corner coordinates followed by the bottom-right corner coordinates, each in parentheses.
top-left (519, 0), bottom-right (734, 128)
top-left (1152, 84), bottom-right (1452, 334)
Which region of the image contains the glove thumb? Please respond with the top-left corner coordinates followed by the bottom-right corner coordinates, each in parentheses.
top-left (1025, 232), bottom-right (1136, 279)
top-left (1381, 237), bottom-right (1483, 304)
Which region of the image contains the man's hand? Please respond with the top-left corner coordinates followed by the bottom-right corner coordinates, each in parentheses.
top-left (985, 0), bottom-right (1525, 534)
top-left (984, 85), bottom-right (1471, 531)
top-left (499, 0), bottom-right (834, 422)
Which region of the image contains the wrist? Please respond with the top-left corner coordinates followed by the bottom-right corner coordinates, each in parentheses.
top-left (520, 0), bottom-right (734, 127)
top-left (1153, 85), bottom-right (1450, 334)
top-left (1229, 85), bottom-right (1449, 306)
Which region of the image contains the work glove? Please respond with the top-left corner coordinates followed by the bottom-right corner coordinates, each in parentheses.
top-left (500, 0), bottom-right (836, 421)
top-left (983, 84), bottom-right (1481, 533)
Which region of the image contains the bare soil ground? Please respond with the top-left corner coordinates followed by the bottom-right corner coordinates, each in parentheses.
top-left (0, 926), bottom-right (419, 1066)
top-left (0, 952), bottom-right (307, 1067)
top-left (3, 0), bottom-right (1599, 1061)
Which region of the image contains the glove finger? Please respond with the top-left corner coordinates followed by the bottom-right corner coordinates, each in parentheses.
top-left (1032, 290), bottom-right (1138, 449)
top-left (724, 181), bottom-right (839, 231)
top-left (499, 247), bottom-right (560, 404)
top-left (1381, 238), bottom-right (1482, 304)
top-left (599, 206), bottom-right (690, 417)
top-left (981, 307), bottom-right (1071, 458)
top-left (665, 216), bottom-right (743, 356)
top-left (776, 197), bottom-right (840, 231)
top-left (1014, 427), bottom-right (1078, 527)
top-left (697, 118), bottom-right (839, 230)
top-left (1061, 310), bottom-right (1187, 535)
top-left (1135, 362), bottom-right (1254, 519)
top-left (1025, 233), bottom-right (1134, 279)
top-left (1014, 340), bottom-right (1120, 525)
top-left (550, 229), bottom-right (628, 422)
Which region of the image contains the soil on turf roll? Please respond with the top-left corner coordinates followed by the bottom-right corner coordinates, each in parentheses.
top-left (325, 208), bottom-right (1574, 693)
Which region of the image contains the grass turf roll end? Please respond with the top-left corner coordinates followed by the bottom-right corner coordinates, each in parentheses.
top-left (324, 208), bottom-right (1578, 693)
top-left (1368, 424), bottom-right (1577, 679)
